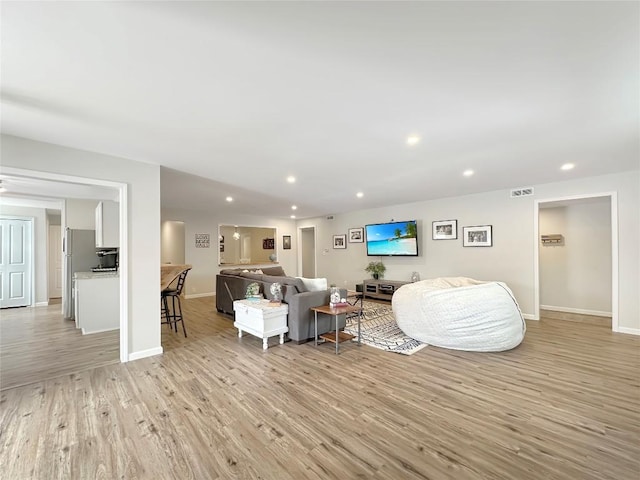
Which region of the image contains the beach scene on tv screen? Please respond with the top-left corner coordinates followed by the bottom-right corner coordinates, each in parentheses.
top-left (366, 221), bottom-right (418, 255)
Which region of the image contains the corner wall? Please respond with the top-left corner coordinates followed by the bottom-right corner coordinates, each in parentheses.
top-left (299, 171), bottom-right (639, 332)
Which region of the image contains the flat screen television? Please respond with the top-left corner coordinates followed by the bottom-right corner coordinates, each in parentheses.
top-left (365, 220), bottom-right (419, 256)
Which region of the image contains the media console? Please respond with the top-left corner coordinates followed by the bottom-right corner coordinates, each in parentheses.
top-left (362, 279), bottom-right (410, 301)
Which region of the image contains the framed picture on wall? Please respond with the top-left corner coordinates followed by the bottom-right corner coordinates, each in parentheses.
top-left (283, 235), bottom-right (291, 250)
top-left (263, 238), bottom-right (275, 250)
top-left (462, 225), bottom-right (493, 247)
top-left (432, 220), bottom-right (458, 240)
top-left (348, 227), bottom-right (364, 243)
top-left (333, 234), bottom-right (346, 249)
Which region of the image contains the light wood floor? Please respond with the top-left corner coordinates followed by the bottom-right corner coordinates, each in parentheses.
top-left (1, 297), bottom-right (638, 479)
top-left (0, 303), bottom-right (120, 391)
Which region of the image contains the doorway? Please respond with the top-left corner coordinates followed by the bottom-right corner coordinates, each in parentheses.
top-left (534, 192), bottom-right (618, 331)
top-left (297, 226), bottom-right (316, 277)
top-left (48, 224), bottom-right (63, 299)
top-left (0, 166), bottom-right (129, 362)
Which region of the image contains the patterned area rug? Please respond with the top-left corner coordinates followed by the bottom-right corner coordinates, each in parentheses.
top-left (344, 300), bottom-right (427, 355)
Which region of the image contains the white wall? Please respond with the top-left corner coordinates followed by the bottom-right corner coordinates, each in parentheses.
top-left (65, 199), bottom-right (98, 230)
top-left (0, 205), bottom-right (48, 304)
top-left (539, 200), bottom-right (612, 315)
top-left (299, 171), bottom-right (639, 332)
top-left (1, 134), bottom-right (161, 359)
top-left (161, 208), bottom-right (297, 297)
top-left (161, 220), bottom-right (185, 264)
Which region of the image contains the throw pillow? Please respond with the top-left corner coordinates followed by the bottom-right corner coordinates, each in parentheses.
top-left (297, 277), bottom-right (328, 292)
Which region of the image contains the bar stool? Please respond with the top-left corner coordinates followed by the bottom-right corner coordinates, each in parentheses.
top-left (161, 267), bottom-right (191, 337)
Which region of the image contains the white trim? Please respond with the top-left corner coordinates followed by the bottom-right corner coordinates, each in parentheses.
top-left (82, 327), bottom-right (119, 335)
top-left (185, 292), bottom-right (214, 299)
top-left (0, 166), bottom-right (130, 362)
top-left (34, 301), bottom-right (49, 307)
top-left (617, 327), bottom-right (640, 336)
top-left (534, 191), bottom-right (618, 331)
top-left (522, 313), bottom-right (537, 320)
top-left (118, 185), bottom-right (129, 363)
top-left (540, 305), bottom-right (612, 318)
top-left (128, 346), bottom-right (163, 361)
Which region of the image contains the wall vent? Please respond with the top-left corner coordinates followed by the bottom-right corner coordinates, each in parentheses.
top-left (510, 187), bottom-right (534, 198)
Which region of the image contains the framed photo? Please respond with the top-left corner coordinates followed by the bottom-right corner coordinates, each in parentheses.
top-left (195, 233), bottom-right (210, 248)
top-left (283, 235), bottom-right (291, 250)
top-left (348, 227), bottom-right (364, 243)
top-left (333, 234), bottom-right (346, 249)
top-left (432, 220), bottom-right (458, 240)
top-left (463, 225), bottom-right (493, 247)
top-left (263, 238), bottom-right (275, 250)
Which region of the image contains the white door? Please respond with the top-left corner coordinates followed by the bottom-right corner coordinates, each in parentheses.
top-left (48, 225), bottom-right (63, 298)
top-left (0, 219), bottom-right (33, 308)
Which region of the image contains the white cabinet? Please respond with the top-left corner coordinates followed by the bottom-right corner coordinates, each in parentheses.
top-left (74, 273), bottom-right (119, 334)
top-left (95, 201), bottom-right (119, 248)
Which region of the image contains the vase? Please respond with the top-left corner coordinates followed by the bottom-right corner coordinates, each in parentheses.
top-left (373, 273), bottom-right (379, 280)
top-left (330, 286), bottom-right (341, 307)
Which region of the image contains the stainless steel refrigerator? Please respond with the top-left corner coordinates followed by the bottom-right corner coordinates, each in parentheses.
top-left (63, 228), bottom-right (97, 319)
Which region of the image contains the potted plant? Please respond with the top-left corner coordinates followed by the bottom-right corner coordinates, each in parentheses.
top-left (365, 261), bottom-right (386, 280)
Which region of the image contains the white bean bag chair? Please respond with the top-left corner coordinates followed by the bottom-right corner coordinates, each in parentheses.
top-left (392, 277), bottom-right (526, 352)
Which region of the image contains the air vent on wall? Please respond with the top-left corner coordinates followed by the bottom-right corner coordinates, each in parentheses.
top-left (510, 187), bottom-right (534, 198)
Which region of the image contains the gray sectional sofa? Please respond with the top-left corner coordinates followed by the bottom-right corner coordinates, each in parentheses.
top-left (215, 266), bottom-right (346, 343)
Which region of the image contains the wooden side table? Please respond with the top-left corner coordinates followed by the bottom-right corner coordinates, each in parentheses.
top-left (233, 299), bottom-right (289, 350)
top-left (311, 304), bottom-right (362, 354)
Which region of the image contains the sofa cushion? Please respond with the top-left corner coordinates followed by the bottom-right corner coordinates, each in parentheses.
top-left (297, 277), bottom-right (328, 292)
top-left (261, 266), bottom-right (286, 276)
top-left (237, 272), bottom-right (264, 281)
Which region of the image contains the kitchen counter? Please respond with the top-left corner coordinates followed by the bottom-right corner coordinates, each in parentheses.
top-left (74, 273), bottom-right (119, 334)
top-left (74, 271), bottom-right (119, 280)
top-left (161, 264), bottom-right (192, 290)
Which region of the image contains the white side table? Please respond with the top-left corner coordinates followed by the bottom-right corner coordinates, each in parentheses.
top-left (233, 299), bottom-right (289, 350)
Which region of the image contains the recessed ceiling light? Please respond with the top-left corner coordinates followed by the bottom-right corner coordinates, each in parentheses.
top-left (406, 135), bottom-right (420, 146)
top-left (356, 192), bottom-right (364, 198)
top-left (291, 205), bottom-right (297, 210)
top-left (290, 215), bottom-right (296, 219)
top-left (286, 176), bottom-right (296, 183)
top-left (463, 169), bottom-right (474, 177)
top-left (561, 163), bottom-right (575, 171)
top-left (225, 196), bottom-right (233, 202)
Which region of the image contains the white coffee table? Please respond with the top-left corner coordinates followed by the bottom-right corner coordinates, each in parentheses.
top-left (233, 299), bottom-right (289, 350)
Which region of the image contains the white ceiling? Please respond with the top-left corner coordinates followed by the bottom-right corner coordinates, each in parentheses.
top-left (1, 1), bottom-right (638, 218)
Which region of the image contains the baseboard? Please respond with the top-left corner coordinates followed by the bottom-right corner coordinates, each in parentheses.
top-left (540, 305), bottom-right (612, 318)
top-left (522, 313), bottom-right (537, 320)
top-left (128, 346), bottom-right (163, 362)
top-left (185, 292), bottom-right (215, 299)
top-left (34, 301), bottom-right (49, 307)
top-left (616, 326), bottom-right (640, 336)
top-left (82, 327), bottom-right (119, 335)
